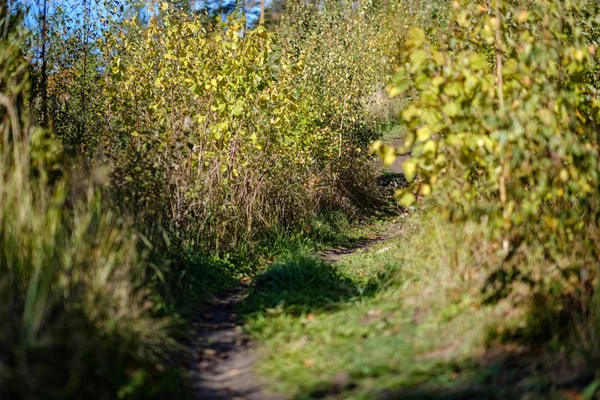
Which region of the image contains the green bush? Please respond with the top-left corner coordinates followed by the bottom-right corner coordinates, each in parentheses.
top-left (101, 2), bottom-right (398, 252)
top-left (380, 0), bottom-right (600, 300)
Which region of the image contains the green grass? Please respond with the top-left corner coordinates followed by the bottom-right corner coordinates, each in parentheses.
top-left (240, 220), bottom-right (485, 398)
top-left (379, 123), bottom-right (406, 143)
top-left (239, 215), bottom-right (591, 399)
top-left (156, 209), bottom-right (391, 318)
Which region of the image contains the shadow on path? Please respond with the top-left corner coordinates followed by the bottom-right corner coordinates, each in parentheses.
top-left (188, 284), bottom-right (286, 400)
top-left (188, 230), bottom-right (396, 399)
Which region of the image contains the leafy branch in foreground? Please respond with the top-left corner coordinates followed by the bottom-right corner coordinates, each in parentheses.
top-left (377, 0), bottom-right (600, 303)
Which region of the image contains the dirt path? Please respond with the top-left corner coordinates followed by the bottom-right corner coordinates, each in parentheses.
top-left (318, 221), bottom-right (405, 263)
top-left (188, 284), bottom-right (286, 400)
top-left (188, 133), bottom-right (406, 399)
top-left (188, 222), bottom-right (404, 400)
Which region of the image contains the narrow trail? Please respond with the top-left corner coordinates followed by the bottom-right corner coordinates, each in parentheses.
top-left (188, 136), bottom-right (407, 399)
top-left (188, 284), bottom-right (285, 400)
top-left (188, 223), bottom-right (405, 400)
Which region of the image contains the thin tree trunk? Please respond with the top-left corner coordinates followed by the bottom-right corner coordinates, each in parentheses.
top-left (494, 0), bottom-right (504, 112)
top-left (81, 0), bottom-right (89, 157)
top-left (40, 0), bottom-right (48, 128)
top-left (260, 0), bottom-right (265, 24)
top-left (494, 0), bottom-right (509, 253)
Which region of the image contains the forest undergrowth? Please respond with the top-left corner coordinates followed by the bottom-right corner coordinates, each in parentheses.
top-left (2, 0), bottom-right (600, 398)
top-left (0, 0), bottom-right (409, 397)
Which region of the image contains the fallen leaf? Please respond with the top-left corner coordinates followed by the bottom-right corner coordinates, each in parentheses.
top-left (375, 246), bottom-right (391, 254)
top-left (562, 391), bottom-right (583, 400)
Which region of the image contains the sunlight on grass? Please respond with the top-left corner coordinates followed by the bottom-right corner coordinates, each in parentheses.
top-left (242, 214), bottom-right (589, 399)
top-left (241, 218), bottom-right (489, 398)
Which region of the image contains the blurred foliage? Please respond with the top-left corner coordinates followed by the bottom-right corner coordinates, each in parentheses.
top-left (379, 0), bottom-right (600, 302)
top-left (0, 13), bottom-right (184, 398)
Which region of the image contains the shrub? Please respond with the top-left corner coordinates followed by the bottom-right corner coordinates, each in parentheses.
top-left (380, 0), bottom-right (600, 301)
top-left (101, 2), bottom-right (396, 252)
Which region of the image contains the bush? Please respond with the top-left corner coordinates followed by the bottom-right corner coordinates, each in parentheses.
top-left (101, 1), bottom-right (398, 252)
top-left (380, 0), bottom-right (600, 301)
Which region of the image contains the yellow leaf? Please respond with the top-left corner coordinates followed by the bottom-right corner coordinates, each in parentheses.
top-left (398, 192), bottom-right (416, 207)
top-left (370, 140), bottom-right (382, 153)
top-left (423, 140), bottom-right (436, 154)
top-left (416, 125), bottom-right (431, 141)
top-left (419, 183), bottom-right (432, 196)
top-left (431, 76), bottom-right (444, 87)
top-left (402, 159), bottom-right (417, 182)
top-left (402, 105), bottom-right (420, 121)
top-left (560, 169), bottom-right (569, 182)
top-left (408, 27), bottom-right (425, 47)
top-left (517, 11), bottom-right (529, 23)
top-left (383, 146), bottom-right (396, 166)
top-left (432, 52), bottom-right (445, 66)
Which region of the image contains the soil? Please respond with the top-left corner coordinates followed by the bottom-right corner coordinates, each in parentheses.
top-left (188, 285), bottom-right (287, 400)
top-left (188, 223), bottom-right (405, 400)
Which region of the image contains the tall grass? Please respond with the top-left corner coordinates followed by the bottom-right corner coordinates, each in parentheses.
top-left (0, 23), bottom-right (177, 398)
top-left (389, 204), bottom-right (600, 359)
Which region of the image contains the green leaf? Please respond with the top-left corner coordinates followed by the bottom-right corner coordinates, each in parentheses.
top-left (469, 53), bottom-right (488, 70)
top-left (409, 50), bottom-right (428, 71)
top-left (231, 104), bottom-right (243, 117)
top-left (584, 380), bottom-right (600, 400)
top-left (443, 102), bottom-right (460, 117)
top-left (398, 192), bottom-right (416, 207)
top-left (444, 83), bottom-right (461, 97)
